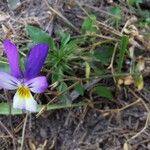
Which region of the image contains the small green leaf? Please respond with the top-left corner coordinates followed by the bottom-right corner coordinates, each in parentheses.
top-left (118, 35), bottom-right (129, 73)
top-left (95, 85), bottom-right (113, 100)
top-left (94, 46), bottom-right (113, 64)
top-left (52, 68), bottom-right (64, 82)
top-left (57, 82), bottom-right (71, 104)
top-left (58, 82), bottom-right (68, 92)
top-left (127, 0), bottom-right (142, 6)
top-left (109, 6), bottom-right (122, 19)
top-left (61, 96), bottom-right (72, 105)
top-left (75, 83), bottom-right (85, 96)
top-left (59, 32), bottom-right (71, 47)
top-left (82, 15), bottom-right (97, 33)
top-left (26, 25), bottom-right (56, 50)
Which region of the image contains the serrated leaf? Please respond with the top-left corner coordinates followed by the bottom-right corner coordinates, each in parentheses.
top-left (95, 86), bottom-right (113, 100)
top-left (26, 25), bottom-right (56, 50)
top-left (118, 35), bottom-right (129, 73)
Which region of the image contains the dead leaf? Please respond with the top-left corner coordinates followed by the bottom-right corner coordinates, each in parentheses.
top-left (124, 75), bottom-right (134, 85)
top-left (136, 56), bottom-right (145, 72)
top-left (124, 25), bottom-right (139, 37)
top-left (134, 74), bottom-right (144, 91)
top-left (118, 78), bottom-right (124, 85)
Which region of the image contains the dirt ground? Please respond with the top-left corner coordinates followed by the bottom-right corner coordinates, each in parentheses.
top-left (0, 0), bottom-right (150, 150)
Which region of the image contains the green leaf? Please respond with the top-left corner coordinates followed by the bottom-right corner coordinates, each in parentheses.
top-left (82, 15), bottom-right (97, 33)
top-left (127, 0), bottom-right (142, 6)
top-left (59, 32), bottom-right (71, 47)
top-left (52, 68), bottom-right (64, 82)
top-left (57, 82), bottom-right (71, 104)
top-left (117, 35), bottom-right (129, 73)
top-left (26, 25), bottom-right (56, 50)
top-left (58, 82), bottom-right (68, 92)
top-left (61, 96), bottom-right (72, 105)
top-left (95, 85), bottom-right (113, 100)
top-left (93, 67), bottom-right (108, 76)
top-left (94, 46), bottom-right (113, 64)
top-left (49, 38), bottom-right (78, 77)
top-left (109, 6), bottom-right (122, 19)
top-left (75, 83), bottom-right (85, 96)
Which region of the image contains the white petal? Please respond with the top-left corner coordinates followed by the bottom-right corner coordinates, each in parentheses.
top-left (25, 96), bottom-right (37, 112)
top-left (0, 72), bottom-right (20, 89)
top-left (13, 88), bottom-right (37, 112)
top-left (13, 91), bottom-right (25, 110)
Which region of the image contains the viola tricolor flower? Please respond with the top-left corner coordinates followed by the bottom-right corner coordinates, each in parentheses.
top-left (0, 40), bottom-right (49, 112)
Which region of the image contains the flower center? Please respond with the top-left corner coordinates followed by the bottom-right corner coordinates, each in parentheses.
top-left (18, 86), bottom-right (31, 99)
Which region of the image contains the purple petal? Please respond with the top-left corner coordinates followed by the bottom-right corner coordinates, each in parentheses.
top-left (3, 40), bottom-right (22, 78)
top-left (0, 72), bottom-right (21, 89)
top-left (25, 76), bottom-right (48, 93)
top-left (24, 44), bottom-right (49, 79)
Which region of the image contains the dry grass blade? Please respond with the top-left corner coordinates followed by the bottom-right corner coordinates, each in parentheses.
top-left (0, 121), bottom-right (13, 138)
top-left (0, 120), bottom-right (16, 149)
top-left (20, 113), bottom-right (29, 150)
